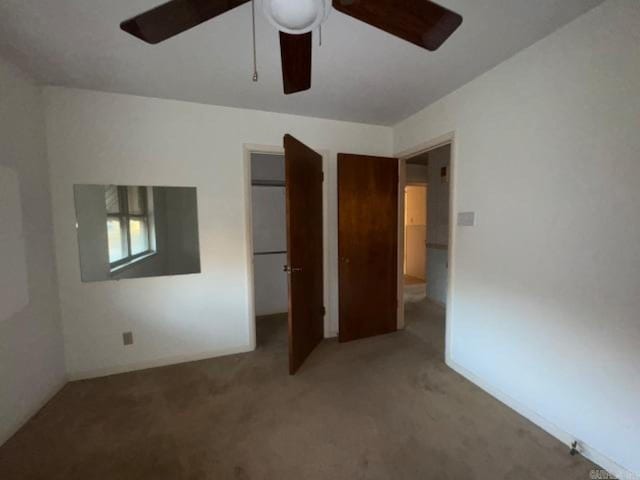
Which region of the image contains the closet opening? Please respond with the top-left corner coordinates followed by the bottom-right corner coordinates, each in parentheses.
top-left (249, 152), bottom-right (288, 350)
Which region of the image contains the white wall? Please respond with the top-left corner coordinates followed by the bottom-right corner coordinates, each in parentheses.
top-left (45, 87), bottom-right (393, 379)
top-left (426, 145), bottom-right (451, 305)
top-left (393, 0), bottom-right (640, 476)
top-left (0, 58), bottom-right (65, 445)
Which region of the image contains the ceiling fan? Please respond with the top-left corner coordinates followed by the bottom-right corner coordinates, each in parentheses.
top-left (121, 0), bottom-right (463, 95)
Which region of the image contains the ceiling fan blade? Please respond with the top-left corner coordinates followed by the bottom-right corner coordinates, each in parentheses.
top-left (280, 32), bottom-right (312, 95)
top-left (332, 0), bottom-right (462, 51)
top-left (121, 0), bottom-right (250, 44)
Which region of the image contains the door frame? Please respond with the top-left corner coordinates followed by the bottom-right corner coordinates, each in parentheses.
top-left (243, 143), bottom-right (330, 350)
top-left (395, 132), bottom-right (456, 360)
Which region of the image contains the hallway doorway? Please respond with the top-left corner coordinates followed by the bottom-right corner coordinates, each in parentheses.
top-left (401, 143), bottom-right (450, 309)
top-left (404, 184), bottom-right (427, 302)
top-left (399, 142), bottom-right (452, 350)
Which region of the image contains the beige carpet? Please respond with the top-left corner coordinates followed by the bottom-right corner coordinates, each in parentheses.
top-left (0, 300), bottom-right (597, 479)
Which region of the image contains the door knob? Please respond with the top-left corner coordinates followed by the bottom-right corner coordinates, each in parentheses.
top-left (283, 265), bottom-right (302, 273)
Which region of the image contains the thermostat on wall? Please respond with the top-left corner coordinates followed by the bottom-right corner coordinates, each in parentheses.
top-left (457, 211), bottom-right (476, 227)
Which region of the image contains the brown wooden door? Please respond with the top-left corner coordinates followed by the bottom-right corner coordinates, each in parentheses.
top-left (284, 134), bottom-right (324, 374)
top-left (338, 154), bottom-right (398, 342)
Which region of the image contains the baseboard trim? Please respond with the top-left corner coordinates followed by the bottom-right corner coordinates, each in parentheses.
top-left (1, 376), bottom-right (67, 447)
top-left (445, 357), bottom-right (637, 480)
top-left (67, 344), bottom-right (255, 381)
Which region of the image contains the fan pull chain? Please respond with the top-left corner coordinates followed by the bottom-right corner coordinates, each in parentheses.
top-left (319, 25), bottom-right (322, 46)
top-left (251, 0), bottom-right (258, 82)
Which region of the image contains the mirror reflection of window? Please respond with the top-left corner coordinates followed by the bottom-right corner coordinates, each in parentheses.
top-left (105, 185), bottom-right (155, 269)
top-left (74, 184), bottom-right (201, 282)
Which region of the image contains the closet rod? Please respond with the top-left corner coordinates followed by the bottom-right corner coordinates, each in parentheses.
top-left (252, 180), bottom-right (286, 187)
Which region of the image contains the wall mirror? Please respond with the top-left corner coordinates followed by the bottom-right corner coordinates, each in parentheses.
top-left (73, 184), bottom-right (201, 282)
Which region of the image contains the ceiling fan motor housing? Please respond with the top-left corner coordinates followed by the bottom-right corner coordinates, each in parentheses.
top-left (263, 0), bottom-right (331, 34)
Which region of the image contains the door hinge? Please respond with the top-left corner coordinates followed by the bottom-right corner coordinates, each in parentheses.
top-left (321, 306), bottom-right (326, 316)
top-left (322, 171), bottom-right (325, 182)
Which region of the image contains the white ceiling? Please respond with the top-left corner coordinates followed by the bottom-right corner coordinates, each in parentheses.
top-left (0, 0), bottom-right (603, 125)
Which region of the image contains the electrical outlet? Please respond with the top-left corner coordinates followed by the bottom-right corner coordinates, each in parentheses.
top-left (122, 331), bottom-right (133, 346)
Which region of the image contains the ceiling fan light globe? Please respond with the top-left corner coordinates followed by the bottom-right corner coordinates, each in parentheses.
top-left (272, 0), bottom-right (317, 29)
top-left (263, 0), bottom-right (330, 34)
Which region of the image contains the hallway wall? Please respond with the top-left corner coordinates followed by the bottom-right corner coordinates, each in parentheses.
top-left (393, 1), bottom-right (640, 476)
top-left (426, 145), bottom-right (450, 306)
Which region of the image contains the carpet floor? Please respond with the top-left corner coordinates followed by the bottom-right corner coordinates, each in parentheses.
top-left (0, 299), bottom-right (597, 479)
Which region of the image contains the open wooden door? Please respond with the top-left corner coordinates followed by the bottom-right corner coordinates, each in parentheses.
top-left (284, 134), bottom-right (324, 374)
top-left (338, 154), bottom-right (398, 342)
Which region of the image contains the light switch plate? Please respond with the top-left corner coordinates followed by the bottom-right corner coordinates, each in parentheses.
top-left (457, 211), bottom-right (476, 227)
